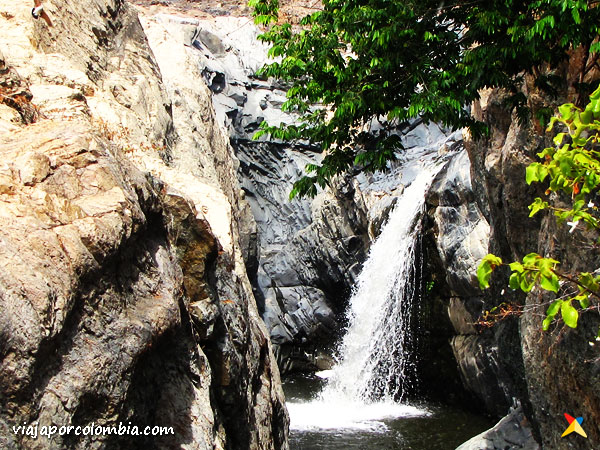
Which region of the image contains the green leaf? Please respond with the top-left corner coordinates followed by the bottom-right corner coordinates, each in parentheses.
top-left (578, 295), bottom-right (590, 309)
top-left (482, 254), bottom-right (503, 266)
top-left (526, 163), bottom-right (549, 185)
top-left (561, 301), bottom-right (579, 328)
top-left (546, 116), bottom-right (559, 131)
top-left (477, 254), bottom-right (503, 289)
top-left (528, 198), bottom-right (549, 217)
top-left (477, 261), bottom-right (493, 290)
top-left (251, 0), bottom-right (600, 199)
top-left (537, 257), bottom-right (558, 275)
top-left (509, 272), bottom-right (520, 290)
top-left (540, 273), bottom-right (559, 293)
top-left (542, 316), bottom-right (553, 331)
top-left (578, 272), bottom-right (600, 292)
top-left (519, 276), bottom-right (535, 292)
top-left (526, 164), bottom-right (539, 184)
top-left (553, 133), bottom-right (566, 146)
top-left (523, 253), bottom-right (540, 266)
top-left (558, 103), bottom-right (576, 120)
top-left (509, 262), bottom-right (524, 273)
top-left (546, 300), bottom-right (562, 317)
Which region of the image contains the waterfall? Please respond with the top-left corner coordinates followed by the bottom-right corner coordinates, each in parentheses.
top-left (322, 164), bottom-right (440, 403)
top-left (288, 160), bottom-right (445, 432)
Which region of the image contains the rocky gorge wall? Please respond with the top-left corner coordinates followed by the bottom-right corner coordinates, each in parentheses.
top-left (143, 9), bottom-right (600, 450)
top-left (183, 19), bottom-right (466, 373)
top-left (462, 87), bottom-right (600, 449)
top-left (0, 0), bottom-right (287, 449)
top-left (423, 148), bottom-right (525, 417)
top-left (423, 84), bottom-right (600, 449)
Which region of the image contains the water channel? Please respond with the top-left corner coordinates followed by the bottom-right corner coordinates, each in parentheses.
top-left (283, 161), bottom-right (493, 449)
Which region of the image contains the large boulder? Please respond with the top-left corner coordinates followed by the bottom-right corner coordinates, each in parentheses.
top-left (456, 407), bottom-right (539, 450)
top-left (0, 0), bottom-right (288, 448)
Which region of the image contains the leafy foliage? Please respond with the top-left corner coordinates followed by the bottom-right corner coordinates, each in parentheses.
top-left (251, 0), bottom-right (600, 198)
top-left (477, 254), bottom-right (503, 290)
top-left (477, 87), bottom-right (600, 332)
top-left (526, 88), bottom-right (600, 228)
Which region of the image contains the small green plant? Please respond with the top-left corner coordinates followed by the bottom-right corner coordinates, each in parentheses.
top-left (425, 280), bottom-right (435, 293)
top-left (478, 86), bottom-right (600, 332)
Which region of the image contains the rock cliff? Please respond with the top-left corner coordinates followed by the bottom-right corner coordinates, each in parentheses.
top-left (424, 148), bottom-right (524, 417)
top-left (424, 84), bottom-right (600, 449)
top-left (0, 0), bottom-right (287, 449)
top-left (463, 86), bottom-right (600, 449)
top-left (420, 98), bottom-right (543, 440)
top-left (135, 13), bottom-right (479, 376)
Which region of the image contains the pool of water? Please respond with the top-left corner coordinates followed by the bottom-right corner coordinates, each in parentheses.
top-left (284, 375), bottom-right (494, 450)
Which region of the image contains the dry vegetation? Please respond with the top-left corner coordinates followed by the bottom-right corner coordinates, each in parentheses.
top-left (132, 0), bottom-right (321, 23)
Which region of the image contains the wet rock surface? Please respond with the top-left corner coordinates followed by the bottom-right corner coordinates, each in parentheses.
top-left (424, 148), bottom-right (520, 416)
top-left (456, 407), bottom-right (540, 450)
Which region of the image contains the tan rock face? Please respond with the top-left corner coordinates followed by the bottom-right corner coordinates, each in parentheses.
top-left (132, 0), bottom-right (321, 23)
top-left (0, 0), bottom-right (288, 447)
top-left (133, 13), bottom-right (289, 448)
top-left (0, 120), bottom-right (191, 448)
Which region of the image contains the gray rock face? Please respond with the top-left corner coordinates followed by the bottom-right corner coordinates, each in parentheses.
top-left (179, 18), bottom-right (473, 374)
top-left (424, 148), bottom-right (522, 417)
top-left (456, 407), bottom-right (540, 450)
top-left (446, 85), bottom-right (600, 449)
top-left (248, 129), bottom-right (462, 372)
top-left (429, 150), bottom-right (490, 296)
top-left (421, 126), bottom-right (553, 450)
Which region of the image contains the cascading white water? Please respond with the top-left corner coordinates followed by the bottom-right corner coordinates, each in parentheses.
top-left (322, 165), bottom-right (438, 403)
top-left (288, 161), bottom-right (446, 432)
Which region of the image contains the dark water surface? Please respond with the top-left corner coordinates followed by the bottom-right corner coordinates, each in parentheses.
top-left (284, 376), bottom-right (494, 450)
